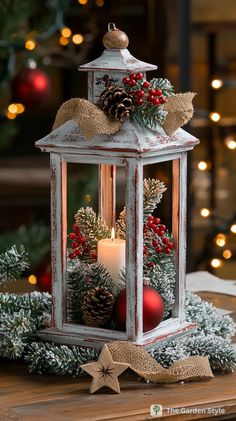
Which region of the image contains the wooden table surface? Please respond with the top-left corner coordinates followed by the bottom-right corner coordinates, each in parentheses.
top-left (1, 291), bottom-right (236, 421)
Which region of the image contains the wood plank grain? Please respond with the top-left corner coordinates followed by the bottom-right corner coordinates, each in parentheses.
top-left (1, 359), bottom-right (236, 421)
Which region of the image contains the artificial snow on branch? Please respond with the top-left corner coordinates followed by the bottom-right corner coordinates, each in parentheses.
top-left (0, 245), bottom-right (29, 285)
top-left (67, 262), bottom-right (124, 324)
top-left (116, 178), bottom-right (167, 239)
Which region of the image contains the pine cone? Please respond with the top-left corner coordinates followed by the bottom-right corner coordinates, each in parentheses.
top-left (82, 286), bottom-right (114, 327)
top-left (100, 85), bottom-right (134, 121)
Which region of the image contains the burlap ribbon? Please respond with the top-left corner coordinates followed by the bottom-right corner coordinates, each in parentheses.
top-left (108, 341), bottom-right (214, 383)
top-left (162, 92), bottom-right (196, 136)
top-left (52, 98), bottom-right (121, 140)
top-left (52, 93), bottom-right (195, 140)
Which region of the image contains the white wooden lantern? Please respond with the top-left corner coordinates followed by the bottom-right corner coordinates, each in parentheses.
top-left (35, 24), bottom-right (199, 349)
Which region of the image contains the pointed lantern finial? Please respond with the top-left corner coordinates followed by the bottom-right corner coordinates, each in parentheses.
top-left (103, 23), bottom-right (129, 49)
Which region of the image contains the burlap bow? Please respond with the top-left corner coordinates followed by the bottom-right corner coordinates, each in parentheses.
top-left (53, 98), bottom-right (121, 140)
top-left (108, 341), bottom-right (214, 383)
top-left (52, 93), bottom-right (196, 140)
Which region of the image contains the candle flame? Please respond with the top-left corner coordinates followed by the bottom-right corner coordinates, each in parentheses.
top-left (111, 227), bottom-right (115, 241)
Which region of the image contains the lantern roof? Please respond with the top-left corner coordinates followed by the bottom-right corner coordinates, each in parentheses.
top-left (79, 48), bottom-right (157, 73)
top-left (35, 119), bottom-right (199, 156)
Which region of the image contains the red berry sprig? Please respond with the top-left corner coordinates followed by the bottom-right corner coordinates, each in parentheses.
top-left (122, 73), bottom-right (166, 107)
top-left (143, 215), bottom-right (174, 268)
top-left (68, 223), bottom-right (97, 261)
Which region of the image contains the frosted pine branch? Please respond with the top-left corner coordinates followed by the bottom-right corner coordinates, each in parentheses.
top-left (116, 178), bottom-right (167, 238)
top-left (131, 78), bottom-right (174, 130)
top-left (25, 342), bottom-right (99, 376)
top-left (143, 178), bottom-right (167, 219)
top-left (67, 262), bottom-right (122, 324)
top-left (74, 207), bottom-right (110, 254)
top-left (0, 245), bottom-right (29, 285)
top-left (149, 255), bottom-right (176, 317)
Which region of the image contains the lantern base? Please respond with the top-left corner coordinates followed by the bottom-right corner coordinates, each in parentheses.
top-left (38, 321), bottom-right (197, 350)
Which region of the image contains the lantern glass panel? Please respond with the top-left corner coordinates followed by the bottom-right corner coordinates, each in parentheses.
top-left (66, 162), bottom-right (127, 334)
top-left (140, 160), bottom-right (176, 335)
top-left (62, 157), bottom-right (183, 342)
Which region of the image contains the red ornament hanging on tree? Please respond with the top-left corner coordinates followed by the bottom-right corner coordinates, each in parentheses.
top-left (114, 286), bottom-right (164, 332)
top-left (12, 67), bottom-right (51, 107)
top-left (35, 258), bottom-right (52, 293)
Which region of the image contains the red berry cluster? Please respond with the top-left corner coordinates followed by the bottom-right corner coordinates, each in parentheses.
top-left (68, 224), bottom-right (97, 260)
top-left (122, 73), bottom-right (166, 107)
top-left (143, 215), bottom-right (174, 268)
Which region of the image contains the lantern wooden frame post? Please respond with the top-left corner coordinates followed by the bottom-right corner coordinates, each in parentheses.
top-left (125, 158), bottom-right (143, 341)
top-left (50, 153), bottom-right (67, 330)
top-left (172, 153), bottom-right (188, 322)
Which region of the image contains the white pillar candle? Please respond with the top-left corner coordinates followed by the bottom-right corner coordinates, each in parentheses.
top-left (97, 228), bottom-right (125, 283)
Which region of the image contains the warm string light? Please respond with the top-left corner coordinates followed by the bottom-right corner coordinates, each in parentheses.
top-left (85, 193), bottom-right (92, 203)
top-left (61, 27), bottom-right (72, 38)
top-left (211, 79), bottom-right (223, 89)
top-left (6, 103), bottom-right (25, 119)
top-left (197, 161), bottom-right (208, 171)
top-left (224, 135), bottom-right (236, 150)
top-left (96, 0), bottom-right (104, 6)
top-left (28, 274), bottom-right (37, 285)
top-left (72, 34), bottom-right (84, 45)
top-left (6, 112), bottom-right (16, 120)
top-left (215, 233), bottom-right (226, 247)
top-left (59, 36), bottom-right (70, 46)
top-left (78, 0), bottom-right (88, 4)
top-left (223, 249), bottom-right (232, 259)
top-left (25, 39), bottom-right (36, 51)
top-left (230, 224), bottom-right (236, 234)
top-left (209, 112), bottom-right (221, 122)
top-left (200, 208), bottom-right (210, 218)
top-left (210, 258), bottom-right (223, 268)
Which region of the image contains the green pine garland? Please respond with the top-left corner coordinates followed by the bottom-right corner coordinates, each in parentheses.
top-left (0, 245), bottom-right (29, 285)
top-left (0, 291), bottom-right (50, 358)
top-left (130, 78), bottom-right (174, 130)
top-left (116, 178), bottom-right (167, 238)
top-left (0, 289), bottom-right (235, 373)
top-left (74, 207), bottom-right (110, 260)
top-left (149, 255), bottom-right (176, 317)
top-left (67, 262), bottom-right (124, 324)
top-left (0, 223), bottom-right (50, 269)
top-left (25, 342), bottom-right (99, 376)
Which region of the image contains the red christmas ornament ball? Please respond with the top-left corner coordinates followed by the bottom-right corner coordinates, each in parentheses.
top-left (12, 67), bottom-right (51, 106)
top-left (36, 259), bottom-right (52, 293)
top-left (115, 286), bottom-right (164, 332)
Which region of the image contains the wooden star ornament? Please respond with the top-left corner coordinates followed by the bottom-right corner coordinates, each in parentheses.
top-left (81, 344), bottom-right (130, 394)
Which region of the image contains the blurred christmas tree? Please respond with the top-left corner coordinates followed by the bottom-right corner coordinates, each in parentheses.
top-left (0, 0), bottom-right (101, 151)
top-left (0, 0), bottom-right (103, 286)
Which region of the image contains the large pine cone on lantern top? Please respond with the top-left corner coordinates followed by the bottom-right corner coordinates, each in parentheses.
top-left (100, 85), bottom-right (134, 121)
top-left (82, 286), bottom-right (114, 327)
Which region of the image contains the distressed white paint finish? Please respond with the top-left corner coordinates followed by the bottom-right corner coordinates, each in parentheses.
top-left (50, 154), bottom-right (67, 330)
top-left (35, 120), bottom-right (199, 156)
top-left (125, 159), bottom-right (143, 340)
top-left (79, 48), bottom-right (157, 73)
top-left (172, 153), bottom-right (187, 322)
top-left (61, 153), bottom-right (124, 166)
top-left (38, 322), bottom-right (197, 350)
top-left (63, 323), bottom-right (127, 340)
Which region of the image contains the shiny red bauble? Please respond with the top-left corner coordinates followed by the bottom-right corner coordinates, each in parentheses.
top-left (36, 259), bottom-right (52, 293)
top-left (114, 286), bottom-right (164, 332)
top-left (12, 67), bottom-right (51, 106)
